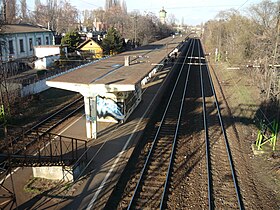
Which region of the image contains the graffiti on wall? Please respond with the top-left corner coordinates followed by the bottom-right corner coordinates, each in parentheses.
top-left (97, 96), bottom-right (124, 121)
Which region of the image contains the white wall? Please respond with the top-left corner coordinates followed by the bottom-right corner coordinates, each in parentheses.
top-left (33, 166), bottom-right (74, 181)
top-left (34, 55), bottom-right (60, 70)
top-left (21, 61), bottom-right (96, 97)
top-left (21, 58), bottom-right (106, 97)
top-left (34, 46), bottom-right (60, 58)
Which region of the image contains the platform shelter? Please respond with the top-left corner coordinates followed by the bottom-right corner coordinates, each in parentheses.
top-left (46, 36), bottom-right (185, 139)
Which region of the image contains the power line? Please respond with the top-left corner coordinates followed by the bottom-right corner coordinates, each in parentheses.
top-left (237, 0), bottom-right (251, 11)
top-left (76, 0), bottom-right (103, 8)
top-left (132, 4), bottom-right (246, 11)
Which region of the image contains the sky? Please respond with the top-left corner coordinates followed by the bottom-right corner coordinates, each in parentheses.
top-left (25, 0), bottom-right (271, 25)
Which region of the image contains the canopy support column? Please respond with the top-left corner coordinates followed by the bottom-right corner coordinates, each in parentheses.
top-left (84, 96), bottom-right (97, 139)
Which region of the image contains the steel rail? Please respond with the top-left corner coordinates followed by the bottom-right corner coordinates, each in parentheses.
top-left (159, 39), bottom-right (194, 210)
top-left (197, 39), bottom-right (213, 210)
top-left (0, 96), bottom-right (84, 167)
top-left (10, 96), bottom-right (84, 145)
top-left (22, 103), bottom-right (84, 150)
top-left (198, 40), bottom-right (244, 209)
top-left (127, 39), bottom-right (196, 209)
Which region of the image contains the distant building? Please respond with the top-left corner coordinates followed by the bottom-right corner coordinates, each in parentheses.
top-left (34, 54), bottom-right (60, 70)
top-left (34, 45), bottom-right (68, 70)
top-left (187, 25), bottom-right (204, 37)
top-left (77, 38), bottom-right (103, 59)
top-left (34, 45), bottom-right (67, 59)
top-left (0, 24), bottom-right (54, 62)
top-left (159, 7), bottom-right (167, 24)
top-left (93, 18), bottom-right (108, 32)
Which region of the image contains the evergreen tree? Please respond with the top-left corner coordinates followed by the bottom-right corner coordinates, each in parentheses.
top-left (61, 31), bottom-right (81, 52)
top-left (102, 27), bottom-right (123, 55)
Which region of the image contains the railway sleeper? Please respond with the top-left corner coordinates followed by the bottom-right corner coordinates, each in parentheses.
top-left (142, 181), bottom-right (164, 190)
top-left (148, 156), bottom-right (170, 163)
top-left (151, 150), bottom-right (171, 158)
top-left (144, 176), bottom-right (166, 183)
top-left (149, 154), bottom-right (170, 161)
top-left (158, 130), bottom-right (177, 136)
top-left (148, 164), bottom-right (169, 171)
top-left (149, 159), bottom-right (170, 168)
top-left (156, 138), bottom-right (174, 144)
top-left (134, 198), bottom-right (156, 209)
top-left (161, 121), bottom-right (178, 126)
top-left (154, 142), bottom-right (173, 149)
top-left (143, 179), bottom-right (165, 186)
top-left (138, 193), bottom-right (161, 203)
top-left (138, 191), bottom-right (161, 202)
top-left (145, 170), bottom-right (167, 179)
top-left (141, 184), bottom-right (162, 192)
top-left (152, 149), bottom-right (172, 157)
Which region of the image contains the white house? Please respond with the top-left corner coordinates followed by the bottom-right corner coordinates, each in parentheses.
top-left (34, 54), bottom-right (60, 70)
top-left (33, 45), bottom-right (68, 70)
top-left (0, 24), bottom-right (54, 62)
top-left (34, 45), bottom-right (68, 58)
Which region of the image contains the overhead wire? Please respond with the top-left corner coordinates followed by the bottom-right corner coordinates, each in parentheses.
top-left (134, 4), bottom-right (244, 11)
top-left (237, 0), bottom-right (251, 11)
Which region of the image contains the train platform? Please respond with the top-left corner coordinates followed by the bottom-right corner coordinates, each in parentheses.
top-left (46, 35), bottom-right (185, 139)
top-left (37, 38), bottom-right (186, 209)
top-left (59, 59), bottom-right (182, 210)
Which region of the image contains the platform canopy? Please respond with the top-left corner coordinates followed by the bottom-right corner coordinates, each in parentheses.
top-left (46, 36), bottom-right (185, 97)
top-left (46, 35), bottom-right (185, 139)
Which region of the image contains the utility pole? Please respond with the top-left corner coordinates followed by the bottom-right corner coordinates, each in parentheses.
top-left (133, 15), bottom-right (138, 48)
top-left (275, 7), bottom-right (280, 121)
top-left (0, 65), bottom-right (8, 137)
top-left (131, 14), bottom-right (137, 48)
top-left (267, 6), bottom-right (280, 103)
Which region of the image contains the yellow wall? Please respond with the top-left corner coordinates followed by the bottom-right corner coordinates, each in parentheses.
top-left (80, 40), bottom-right (103, 58)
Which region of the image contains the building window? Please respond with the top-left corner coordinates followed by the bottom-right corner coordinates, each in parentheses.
top-left (8, 40), bottom-right (14, 54)
top-left (19, 39), bottom-right (25, 52)
top-left (46, 36), bottom-right (49, 45)
top-left (29, 38), bottom-right (33, 51)
top-left (36, 37), bottom-right (42, 45)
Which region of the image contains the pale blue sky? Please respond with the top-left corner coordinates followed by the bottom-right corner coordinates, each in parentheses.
top-left (25, 0), bottom-right (270, 25)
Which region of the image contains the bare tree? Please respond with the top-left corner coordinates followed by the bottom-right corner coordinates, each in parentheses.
top-left (56, 0), bottom-right (79, 33)
top-left (5, 0), bottom-right (17, 23)
top-left (203, 0), bottom-right (279, 104)
top-left (93, 7), bottom-right (106, 22)
top-left (32, 0), bottom-right (79, 33)
top-left (20, 0), bottom-right (28, 21)
top-left (167, 13), bottom-right (177, 27)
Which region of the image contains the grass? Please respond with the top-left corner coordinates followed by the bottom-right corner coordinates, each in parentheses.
top-left (217, 64), bottom-right (260, 120)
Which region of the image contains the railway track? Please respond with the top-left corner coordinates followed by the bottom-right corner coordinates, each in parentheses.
top-left (197, 40), bottom-right (243, 209)
top-left (114, 38), bottom-right (194, 209)
top-left (0, 96), bottom-right (84, 160)
top-left (0, 96), bottom-right (85, 210)
top-left (111, 38), bottom-right (244, 209)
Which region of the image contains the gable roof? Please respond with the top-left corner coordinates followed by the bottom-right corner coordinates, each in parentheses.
top-left (77, 38), bottom-right (102, 49)
top-left (0, 24), bottom-right (52, 34)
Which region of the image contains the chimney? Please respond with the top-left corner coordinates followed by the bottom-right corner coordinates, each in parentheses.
top-left (124, 56), bottom-right (130, 66)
